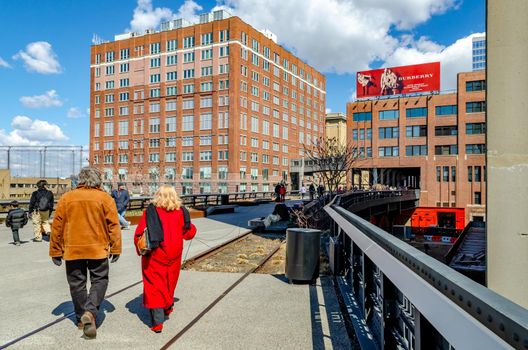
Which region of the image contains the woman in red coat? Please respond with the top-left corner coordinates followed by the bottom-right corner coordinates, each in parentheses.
top-left (134, 185), bottom-right (196, 333)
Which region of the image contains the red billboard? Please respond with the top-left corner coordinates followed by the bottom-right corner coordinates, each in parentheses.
top-left (356, 62), bottom-right (440, 98)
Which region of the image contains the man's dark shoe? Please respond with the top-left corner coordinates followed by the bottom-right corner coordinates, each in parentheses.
top-left (80, 311), bottom-right (97, 338)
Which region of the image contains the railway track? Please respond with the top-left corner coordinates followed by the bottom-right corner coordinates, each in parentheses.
top-left (0, 231), bottom-right (282, 350)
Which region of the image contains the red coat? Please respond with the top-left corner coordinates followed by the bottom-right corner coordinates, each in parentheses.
top-left (134, 207), bottom-right (196, 309)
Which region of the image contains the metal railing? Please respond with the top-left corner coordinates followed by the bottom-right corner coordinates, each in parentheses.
top-left (325, 193), bottom-right (528, 349)
top-left (0, 191), bottom-right (277, 214)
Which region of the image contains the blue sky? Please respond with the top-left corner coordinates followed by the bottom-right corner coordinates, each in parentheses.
top-left (0, 0), bottom-right (485, 147)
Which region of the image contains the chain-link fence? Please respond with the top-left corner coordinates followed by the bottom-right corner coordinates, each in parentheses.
top-left (0, 146), bottom-right (88, 179)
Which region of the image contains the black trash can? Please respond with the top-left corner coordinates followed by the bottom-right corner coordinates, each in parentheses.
top-left (285, 228), bottom-right (322, 283)
top-left (220, 194), bottom-right (229, 205)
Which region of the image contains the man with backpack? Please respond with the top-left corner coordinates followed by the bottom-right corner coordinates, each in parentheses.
top-left (111, 182), bottom-right (130, 229)
top-left (6, 201), bottom-right (28, 246)
top-left (29, 179), bottom-right (54, 242)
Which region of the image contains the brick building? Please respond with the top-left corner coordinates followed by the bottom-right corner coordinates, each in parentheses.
top-left (89, 10), bottom-right (326, 195)
top-left (347, 71), bottom-right (486, 223)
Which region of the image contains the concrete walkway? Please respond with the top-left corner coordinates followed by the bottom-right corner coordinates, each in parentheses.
top-left (0, 202), bottom-right (351, 349)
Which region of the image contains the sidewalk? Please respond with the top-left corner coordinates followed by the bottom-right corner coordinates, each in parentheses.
top-left (1, 201), bottom-right (352, 349)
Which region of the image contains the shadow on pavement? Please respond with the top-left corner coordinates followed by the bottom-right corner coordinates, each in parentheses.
top-left (125, 295), bottom-right (180, 327)
top-left (52, 299), bottom-right (116, 327)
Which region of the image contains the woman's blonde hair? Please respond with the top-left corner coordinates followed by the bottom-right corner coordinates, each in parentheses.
top-left (151, 185), bottom-right (182, 211)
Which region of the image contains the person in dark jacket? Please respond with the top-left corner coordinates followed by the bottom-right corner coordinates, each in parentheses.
top-left (274, 183), bottom-right (281, 202)
top-left (6, 201), bottom-right (28, 246)
top-left (28, 179), bottom-right (54, 242)
top-left (308, 184), bottom-right (316, 200)
top-left (111, 182), bottom-right (130, 229)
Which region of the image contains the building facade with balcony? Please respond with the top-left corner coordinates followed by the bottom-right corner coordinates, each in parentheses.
top-left (346, 71), bottom-right (486, 223)
top-left (89, 11), bottom-right (326, 195)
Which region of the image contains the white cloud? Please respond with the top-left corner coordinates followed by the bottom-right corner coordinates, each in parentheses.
top-left (13, 41), bottom-right (62, 74)
top-left (19, 90), bottom-right (64, 108)
top-left (0, 116), bottom-right (68, 146)
top-left (67, 107), bottom-right (83, 119)
top-left (325, 108), bottom-right (332, 114)
top-left (0, 57), bottom-right (11, 68)
top-left (384, 33), bottom-right (484, 91)
top-left (128, 0), bottom-right (203, 33)
top-left (218, 0), bottom-right (458, 74)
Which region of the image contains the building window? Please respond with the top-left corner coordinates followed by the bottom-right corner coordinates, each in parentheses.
top-left (183, 36), bottom-right (195, 48)
top-left (406, 107), bottom-right (428, 118)
top-left (435, 105), bottom-right (457, 116)
top-left (379, 110), bottom-right (399, 120)
top-left (150, 57), bottom-right (160, 68)
top-left (183, 69), bottom-right (195, 79)
top-left (199, 166), bottom-right (212, 179)
top-left (466, 80), bottom-right (486, 92)
top-left (378, 147), bottom-right (399, 157)
top-left (166, 117), bottom-right (177, 132)
top-left (406, 125), bottom-right (427, 138)
top-left (466, 123), bottom-right (486, 135)
top-left (150, 74), bottom-right (161, 83)
top-left (405, 145), bottom-right (427, 156)
top-left (167, 39), bottom-right (177, 52)
top-left (183, 99), bottom-right (195, 109)
top-left (167, 55), bottom-right (177, 66)
top-left (149, 102), bottom-right (160, 113)
top-left (182, 116), bottom-right (193, 131)
top-left (435, 125), bottom-right (458, 136)
top-left (118, 121), bottom-right (128, 135)
top-left (451, 166), bottom-right (456, 182)
top-left (466, 144), bottom-right (486, 154)
top-left (466, 101), bottom-right (486, 113)
top-left (182, 167), bottom-right (193, 179)
top-left (436, 166), bottom-right (441, 182)
top-left (180, 151), bottom-right (194, 162)
top-left (150, 43), bottom-right (160, 54)
top-left (474, 166), bottom-right (482, 182)
top-left (468, 166), bottom-right (473, 182)
top-left (200, 151), bottom-right (212, 161)
top-left (200, 113), bottom-right (212, 130)
top-left (378, 127), bottom-right (399, 139)
top-left (353, 112), bottom-right (372, 121)
top-left (352, 130), bottom-right (358, 140)
top-left (200, 97), bottom-right (212, 108)
top-left (435, 145), bottom-right (458, 155)
top-left (104, 122), bottom-right (113, 136)
top-left (443, 166), bottom-right (449, 182)
top-left (474, 191), bottom-right (482, 205)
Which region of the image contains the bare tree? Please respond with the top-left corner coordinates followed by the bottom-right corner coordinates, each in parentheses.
top-left (304, 136), bottom-right (359, 196)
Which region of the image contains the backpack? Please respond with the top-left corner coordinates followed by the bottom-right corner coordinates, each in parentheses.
top-left (38, 193), bottom-right (50, 211)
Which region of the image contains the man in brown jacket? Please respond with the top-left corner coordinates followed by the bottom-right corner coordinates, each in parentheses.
top-left (49, 167), bottom-right (121, 339)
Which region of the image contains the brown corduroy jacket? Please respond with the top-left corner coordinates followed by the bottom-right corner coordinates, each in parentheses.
top-left (49, 185), bottom-right (122, 260)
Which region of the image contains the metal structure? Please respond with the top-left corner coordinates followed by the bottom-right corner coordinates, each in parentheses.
top-left (325, 192), bottom-right (528, 349)
top-left (0, 146), bottom-right (87, 178)
top-left (0, 191), bottom-right (276, 214)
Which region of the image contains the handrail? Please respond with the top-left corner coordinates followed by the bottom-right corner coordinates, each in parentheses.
top-left (0, 191), bottom-right (277, 213)
top-left (325, 200), bottom-right (528, 348)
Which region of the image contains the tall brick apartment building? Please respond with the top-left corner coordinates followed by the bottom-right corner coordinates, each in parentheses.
top-left (90, 11), bottom-right (326, 195)
top-left (347, 71), bottom-right (486, 223)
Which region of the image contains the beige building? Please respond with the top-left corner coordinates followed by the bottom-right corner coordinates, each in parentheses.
top-left (0, 169), bottom-right (71, 200)
top-left (325, 112), bottom-right (347, 145)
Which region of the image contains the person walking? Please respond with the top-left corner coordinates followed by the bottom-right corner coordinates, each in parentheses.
top-left (111, 182), bottom-right (130, 229)
top-left (308, 183), bottom-right (316, 200)
top-left (6, 201), bottom-right (28, 246)
top-left (49, 167), bottom-right (121, 339)
top-left (134, 185), bottom-right (196, 333)
top-left (274, 183), bottom-right (281, 202)
top-left (300, 185), bottom-right (307, 199)
top-left (279, 183), bottom-right (286, 202)
top-left (28, 179), bottom-right (54, 242)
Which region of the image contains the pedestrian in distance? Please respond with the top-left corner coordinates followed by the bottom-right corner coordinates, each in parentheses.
top-left (274, 183), bottom-right (281, 202)
top-left (308, 183), bottom-right (316, 200)
top-left (111, 182), bottom-right (130, 229)
top-left (6, 201), bottom-right (28, 246)
top-left (28, 179), bottom-right (54, 242)
top-left (300, 184), bottom-right (307, 199)
top-left (134, 185), bottom-right (197, 333)
top-left (279, 183), bottom-right (286, 202)
top-left (49, 167), bottom-right (122, 339)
